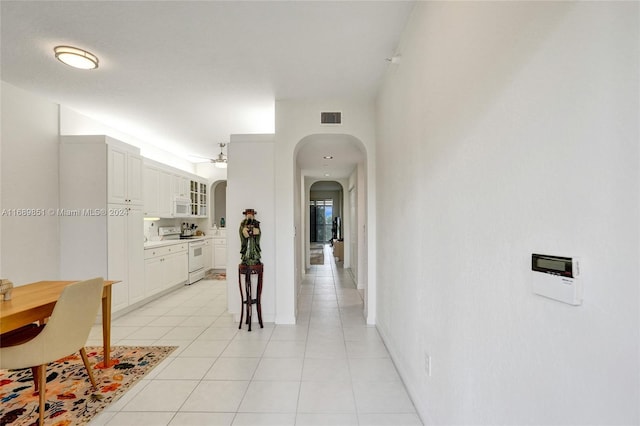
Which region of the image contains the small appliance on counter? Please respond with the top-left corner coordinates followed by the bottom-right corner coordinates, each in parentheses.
top-left (180, 222), bottom-right (199, 238)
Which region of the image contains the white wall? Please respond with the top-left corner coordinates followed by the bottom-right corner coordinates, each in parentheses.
top-left (376, 2), bottom-right (639, 424)
top-left (60, 106), bottom-right (195, 173)
top-left (0, 82), bottom-right (60, 284)
top-left (276, 98), bottom-right (377, 324)
top-left (226, 134), bottom-right (275, 322)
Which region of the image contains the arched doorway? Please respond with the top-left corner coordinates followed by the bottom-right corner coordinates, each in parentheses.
top-left (210, 180), bottom-right (227, 229)
top-left (294, 134), bottom-right (368, 319)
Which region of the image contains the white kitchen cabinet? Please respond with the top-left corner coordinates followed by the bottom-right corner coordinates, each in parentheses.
top-left (143, 166), bottom-right (159, 217)
top-left (144, 242), bottom-right (188, 297)
top-left (158, 170), bottom-right (172, 217)
top-left (144, 256), bottom-right (164, 296)
top-left (143, 166), bottom-right (173, 218)
top-left (59, 135), bottom-right (145, 315)
top-left (213, 237), bottom-right (227, 269)
top-left (144, 165), bottom-right (173, 218)
top-left (203, 238), bottom-right (213, 270)
top-left (108, 205), bottom-right (145, 310)
top-left (108, 144), bottom-right (143, 205)
top-left (173, 174), bottom-right (189, 198)
top-left (190, 179), bottom-right (208, 217)
top-left (165, 251), bottom-right (188, 288)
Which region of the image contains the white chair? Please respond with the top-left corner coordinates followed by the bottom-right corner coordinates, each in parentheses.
top-left (0, 277), bottom-right (104, 425)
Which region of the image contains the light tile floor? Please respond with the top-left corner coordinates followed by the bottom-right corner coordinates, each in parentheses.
top-left (89, 245), bottom-right (423, 426)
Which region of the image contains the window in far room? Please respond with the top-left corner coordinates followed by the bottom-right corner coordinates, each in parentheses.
top-left (310, 199), bottom-right (333, 243)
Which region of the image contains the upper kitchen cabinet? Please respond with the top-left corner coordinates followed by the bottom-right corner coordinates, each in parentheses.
top-left (108, 143), bottom-right (143, 205)
top-left (143, 159), bottom-right (207, 219)
top-left (143, 163), bottom-right (172, 218)
top-left (173, 174), bottom-right (190, 199)
top-left (190, 179), bottom-right (208, 217)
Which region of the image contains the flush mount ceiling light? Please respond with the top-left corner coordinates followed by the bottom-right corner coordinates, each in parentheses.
top-left (213, 143), bottom-right (228, 168)
top-left (323, 155), bottom-right (334, 159)
top-left (54, 45), bottom-right (99, 70)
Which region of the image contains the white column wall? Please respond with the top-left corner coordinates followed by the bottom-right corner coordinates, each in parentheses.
top-left (376, 2), bottom-right (639, 424)
top-left (226, 134), bottom-right (276, 321)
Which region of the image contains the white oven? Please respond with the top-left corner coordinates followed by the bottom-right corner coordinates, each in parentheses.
top-left (188, 240), bottom-right (205, 284)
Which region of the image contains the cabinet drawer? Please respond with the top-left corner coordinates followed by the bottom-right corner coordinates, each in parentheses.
top-left (144, 243), bottom-right (188, 259)
top-left (213, 238), bottom-right (226, 246)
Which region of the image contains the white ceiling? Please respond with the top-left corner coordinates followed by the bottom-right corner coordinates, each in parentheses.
top-left (1, 1), bottom-right (413, 175)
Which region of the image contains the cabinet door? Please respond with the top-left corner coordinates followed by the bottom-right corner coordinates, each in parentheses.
top-left (127, 153), bottom-right (144, 205)
top-left (158, 170), bottom-right (173, 218)
top-left (127, 206), bottom-right (145, 304)
top-left (165, 251), bottom-right (188, 288)
top-left (108, 147), bottom-right (128, 204)
top-left (144, 256), bottom-right (164, 296)
top-left (143, 167), bottom-right (159, 217)
top-left (173, 174), bottom-right (189, 198)
top-left (203, 242), bottom-right (213, 270)
top-left (214, 245), bottom-right (227, 269)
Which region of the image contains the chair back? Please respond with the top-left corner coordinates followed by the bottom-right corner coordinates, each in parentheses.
top-left (0, 278), bottom-right (103, 369)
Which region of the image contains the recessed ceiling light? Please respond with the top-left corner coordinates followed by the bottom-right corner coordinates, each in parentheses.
top-left (323, 156), bottom-right (333, 159)
top-left (54, 45), bottom-right (99, 70)
top-left (324, 173), bottom-right (330, 177)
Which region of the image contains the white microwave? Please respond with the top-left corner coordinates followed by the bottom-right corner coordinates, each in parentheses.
top-left (173, 197), bottom-right (191, 217)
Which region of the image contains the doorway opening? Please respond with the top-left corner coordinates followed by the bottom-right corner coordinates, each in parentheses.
top-left (294, 133), bottom-right (369, 322)
top-left (210, 180), bottom-right (227, 229)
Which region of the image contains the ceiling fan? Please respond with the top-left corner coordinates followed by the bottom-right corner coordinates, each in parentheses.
top-left (190, 143), bottom-right (228, 168)
top-left (211, 143), bottom-right (228, 168)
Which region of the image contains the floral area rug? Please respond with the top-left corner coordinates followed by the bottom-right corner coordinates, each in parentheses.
top-left (205, 270), bottom-right (226, 280)
top-left (0, 345), bottom-right (176, 426)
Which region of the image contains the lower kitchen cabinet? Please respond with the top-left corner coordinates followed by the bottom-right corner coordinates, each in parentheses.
top-left (107, 205), bottom-right (145, 310)
top-left (213, 237), bottom-right (227, 269)
top-left (144, 243), bottom-right (188, 297)
top-left (203, 238), bottom-right (213, 270)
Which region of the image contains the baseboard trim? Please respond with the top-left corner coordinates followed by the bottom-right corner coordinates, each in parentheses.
top-left (376, 324), bottom-right (432, 425)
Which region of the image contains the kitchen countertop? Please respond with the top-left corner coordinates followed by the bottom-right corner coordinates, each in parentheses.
top-left (144, 235), bottom-right (211, 249)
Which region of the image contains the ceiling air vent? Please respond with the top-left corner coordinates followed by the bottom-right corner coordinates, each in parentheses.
top-left (321, 112), bottom-right (342, 125)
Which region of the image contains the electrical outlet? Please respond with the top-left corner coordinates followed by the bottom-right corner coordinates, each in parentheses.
top-left (424, 353), bottom-right (431, 377)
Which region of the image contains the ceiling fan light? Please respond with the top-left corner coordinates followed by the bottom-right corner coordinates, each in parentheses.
top-left (213, 142), bottom-right (227, 168)
top-left (54, 45), bottom-right (99, 70)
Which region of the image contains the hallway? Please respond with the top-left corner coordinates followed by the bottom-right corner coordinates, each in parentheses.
top-left (90, 245), bottom-right (421, 425)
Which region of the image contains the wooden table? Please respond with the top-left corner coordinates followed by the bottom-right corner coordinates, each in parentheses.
top-left (0, 280), bottom-right (119, 367)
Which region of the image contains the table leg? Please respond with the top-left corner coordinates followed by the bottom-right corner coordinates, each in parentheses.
top-left (246, 271), bottom-right (252, 332)
top-left (238, 271), bottom-right (244, 329)
top-left (256, 271), bottom-right (264, 328)
top-left (97, 286), bottom-right (115, 368)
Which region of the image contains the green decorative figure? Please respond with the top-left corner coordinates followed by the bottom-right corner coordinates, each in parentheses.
top-left (240, 209), bottom-right (261, 265)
